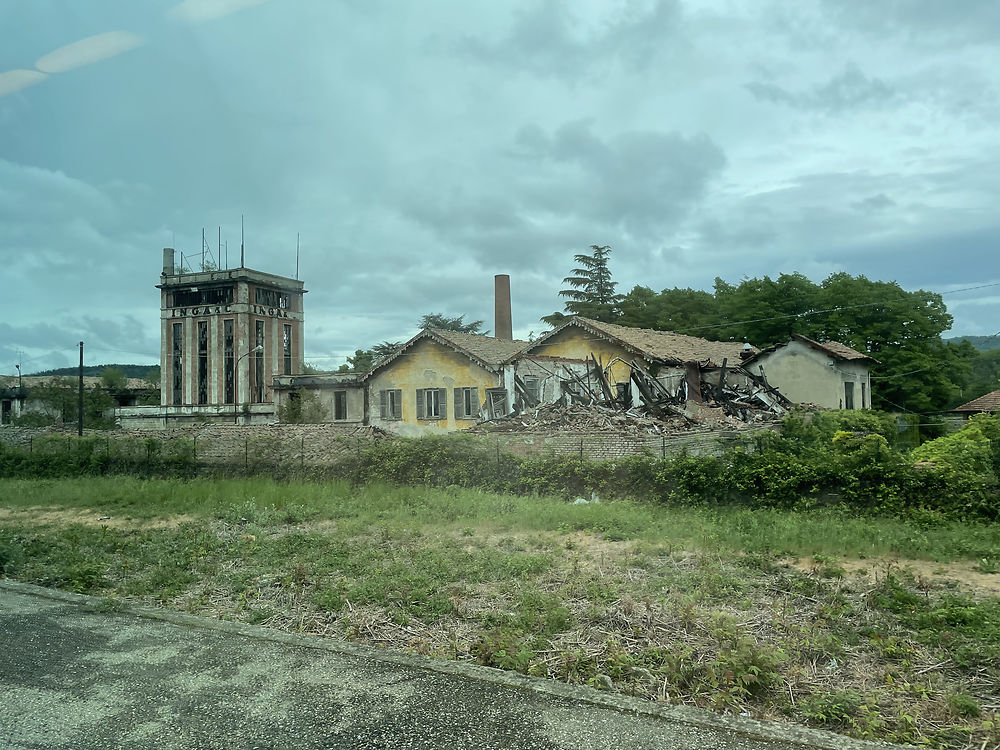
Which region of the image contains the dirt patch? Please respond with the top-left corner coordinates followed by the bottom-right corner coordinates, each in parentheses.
top-left (786, 555), bottom-right (1000, 596)
top-left (0, 506), bottom-right (194, 529)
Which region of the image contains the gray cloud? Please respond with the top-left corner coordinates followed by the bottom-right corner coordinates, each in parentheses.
top-left (456, 0), bottom-right (682, 79)
top-left (819, 0), bottom-right (1000, 46)
top-left (4, 0), bottom-right (1000, 373)
top-left (746, 65), bottom-right (897, 113)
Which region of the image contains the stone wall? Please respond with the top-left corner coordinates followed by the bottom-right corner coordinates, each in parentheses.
top-left (488, 426), bottom-right (774, 461)
top-left (1, 423), bottom-right (775, 465)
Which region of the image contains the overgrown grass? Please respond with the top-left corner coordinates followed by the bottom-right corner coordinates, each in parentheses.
top-left (3, 476), bottom-right (999, 749)
top-left (3, 477), bottom-right (998, 561)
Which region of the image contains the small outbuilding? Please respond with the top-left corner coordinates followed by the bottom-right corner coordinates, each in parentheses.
top-left (744, 334), bottom-right (876, 410)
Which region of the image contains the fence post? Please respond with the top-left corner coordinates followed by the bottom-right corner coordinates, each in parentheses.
top-left (29, 437), bottom-right (32, 453)
top-left (662, 436), bottom-right (665, 459)
top-left (245, 437), bottom-right (249, 470)
top-left (193, 436), bottom-right (197, 462)
top-left (301, 434), bottom-right (305, 471)
top-left (580, 438), bottom-right (584, 458)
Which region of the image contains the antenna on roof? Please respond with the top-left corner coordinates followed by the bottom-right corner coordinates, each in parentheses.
top-left (240, 214), bottom-right (245, 268)
top-left (295, 233), bottom-right (300, 280)
top-left (218, 226), bottom-right (222, 269)
top-left (201, 228), bottom-right (206, 271)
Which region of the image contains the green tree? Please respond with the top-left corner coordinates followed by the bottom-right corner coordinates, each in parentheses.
top-left (336, 342), bottom-right (402, 373)
top-left (100, 367), bottom-right (127, 391)
top-left (143, 367), bottom-right (160, 386)
top-left (617, 286), bottom-right (722, 333)
top-left (543, 244), bottom-right (623, 326)
top-left (418, 313), bottom-right (483, 333)
top-left (28, 377), bottom-right (116, 429)
top-left (956, 347), bottom-right (1000, 406)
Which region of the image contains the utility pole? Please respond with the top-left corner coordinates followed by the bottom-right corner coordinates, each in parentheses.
top-left (78, 341), bottom-right (84, 436)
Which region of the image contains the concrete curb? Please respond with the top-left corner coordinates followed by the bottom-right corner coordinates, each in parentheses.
top-left (0, 578), bottom-right (916, 750)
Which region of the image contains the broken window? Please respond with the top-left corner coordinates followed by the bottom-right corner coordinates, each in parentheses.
top-left (253, 320), bottom-right (265, 403)
top-left (283, 324), bottom-right (292, 375)
top-left (197, 321), bottom-right (209, 405)
top-left (171, 285), bottom-right (233, 308)
top-left (334, 390), bottom-right (347, 420)
top-left (255, 288), bottom-right (290, 309)
top-left (861, 382), bottom-right (866, 409)
top-left (416, 388), bottom-right (446, 420)
top-left (454, 387), bottom-right (479, 419)
top-left (844, 381), bottom-right (855, 410)
top-left (379, 389), bottom-right (402, 420)
top-left (223, 319), bottom-right (234, 404)
top-left (486, 388), bottom-right (508, 419)
top-left (171, 322), bottom-right (183, 405)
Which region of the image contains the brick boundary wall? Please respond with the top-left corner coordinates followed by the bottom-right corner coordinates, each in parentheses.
top-left (1, 423), bottom-right (778, 465)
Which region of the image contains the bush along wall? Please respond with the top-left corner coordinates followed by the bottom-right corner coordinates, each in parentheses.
top-left (0, 434), bottom-right (197, 479)
top-left (1, 411), bottom-right (996, 522)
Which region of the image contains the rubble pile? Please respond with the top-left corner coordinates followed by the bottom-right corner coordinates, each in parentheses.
top-left (470, 402), bottom-right (773, 436)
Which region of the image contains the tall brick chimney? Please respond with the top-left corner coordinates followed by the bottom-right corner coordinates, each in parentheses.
top-left (494, 274), bottom-right (513, 340)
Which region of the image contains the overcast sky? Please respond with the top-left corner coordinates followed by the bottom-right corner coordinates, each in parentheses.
top-left (3, 0), bottom-right (1000, 374)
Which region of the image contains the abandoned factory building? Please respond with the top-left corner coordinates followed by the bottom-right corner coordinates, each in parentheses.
top-left (116, 251), bottom-right (875, 431)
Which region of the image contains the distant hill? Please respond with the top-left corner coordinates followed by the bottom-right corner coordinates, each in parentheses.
top-left (945, 335), bottom-right (1000, 352)
top-left (28, 364), bottom-right (158, 379)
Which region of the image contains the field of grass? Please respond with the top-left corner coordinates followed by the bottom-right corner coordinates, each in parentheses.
top-left (2, 476), bottom-right (999, 749)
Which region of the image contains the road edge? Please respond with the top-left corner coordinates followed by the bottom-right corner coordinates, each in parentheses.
top-left (0, 578), bottom-right (915, 750)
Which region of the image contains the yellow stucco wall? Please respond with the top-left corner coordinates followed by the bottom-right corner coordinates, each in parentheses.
top-left (367, 337), bottom-right (500, 434)
top-left (529, 326), bottom-right (636, 389)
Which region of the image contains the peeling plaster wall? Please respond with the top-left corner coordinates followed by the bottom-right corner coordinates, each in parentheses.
top-left (273, 384), bottom-right (364, 424)
top-left (367, 337), bottom-right (502, 435)
top-left (752, 341), bottom-right (871, 409)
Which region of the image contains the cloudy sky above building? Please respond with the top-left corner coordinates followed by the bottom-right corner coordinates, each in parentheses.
top-left (2, 0), bottom-right (999, 373)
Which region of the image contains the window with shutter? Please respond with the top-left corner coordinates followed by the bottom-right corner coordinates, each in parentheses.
top-left (380, 389), bottom-right (402, 420)
top-left (416, 388), bottom-right (444, 419)
top-left (454, 388), bottom-right (464, 419)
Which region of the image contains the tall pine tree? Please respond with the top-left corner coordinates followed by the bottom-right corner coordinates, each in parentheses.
top-left (542, 245), bottom-right (623, 326)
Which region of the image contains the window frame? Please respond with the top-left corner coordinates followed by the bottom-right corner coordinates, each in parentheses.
top-left (379, 389), bottom-right (402, 420)
top-left (454, 386), bottom-right (479, 419)
top-left (416, 387), bottom-right (447, 420)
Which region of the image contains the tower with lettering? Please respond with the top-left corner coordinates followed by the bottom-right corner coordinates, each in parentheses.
top-left (157, 248), bottom-right (305, 419)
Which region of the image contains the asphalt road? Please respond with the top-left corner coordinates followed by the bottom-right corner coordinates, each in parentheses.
top-left (0, 582), bottom-right (910, 750)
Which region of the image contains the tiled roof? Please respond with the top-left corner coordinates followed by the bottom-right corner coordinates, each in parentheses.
top-left (525, 317), bottom-right (755, 367)
top-left (428, 329), bottom-right (528, 366)
top-left (791, 334), bottom-right (876, 362)
top-left (953, 390), bottom-right (1000, 413)
top-left (747, 334), bottom-right (877, 364)
top-left (364, 329), bottom-right (529, 377)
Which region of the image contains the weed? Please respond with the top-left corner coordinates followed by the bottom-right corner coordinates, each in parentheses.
top-left (946, 692), bottom-right (980, 719)
top-left (800, 690), bottom-right (864, 727)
